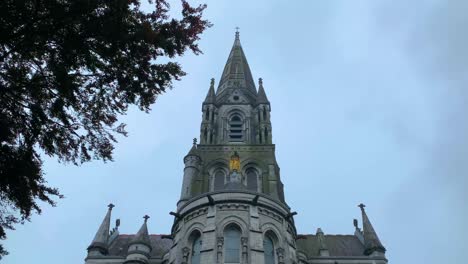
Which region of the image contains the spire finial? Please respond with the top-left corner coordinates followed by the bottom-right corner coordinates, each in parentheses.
top-left (210, 78), bottom-right (215, 87)
top-left (108, 203), bottom-right (115, 210)
top-left (193, 138), bottom-right (197, 145)
top-left (234, 27), bottom-right (240, 42)
top-left (143, 215), bottom-right (150, 222)
top-left (259, 78), bottom-right (263, 86)
top-left (358, 203), bottom-right (366, 211)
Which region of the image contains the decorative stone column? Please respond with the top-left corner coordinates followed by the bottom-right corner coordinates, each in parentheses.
top-left (216, 237), bottom-right (224, 264)
top-left (241, 237), bottom-right (249, 263)
top-left (276, 247), bottom-right (285, 264)
top-left (182, 247), bottom-right (190, 264)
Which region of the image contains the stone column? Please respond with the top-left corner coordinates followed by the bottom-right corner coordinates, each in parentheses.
top-left (200, 205), bottom-right (217, 263)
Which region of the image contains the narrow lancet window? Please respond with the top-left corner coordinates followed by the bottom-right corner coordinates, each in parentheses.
top-left (192, 234), bottom-right (201, 264)
top-left (214, 171), bottom-right (225, 191)
top-left (224, 225), bottom-right (241, 263)
top-left (246, 169), bottom-right (258, 192)
top-left (264, 236), bottom-right (275, 264)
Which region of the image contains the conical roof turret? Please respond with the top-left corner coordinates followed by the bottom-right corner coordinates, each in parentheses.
top-left (203, 78), bottom-right (216, 104)
top-left (129, 215), bottom-right (152, 250)
top-left (87, 204), bottom-right (114, 254)
top-left (358, 203), bottom-right (386, 255)
top-left (217, 30), bottom-right (256, 94)
top-left (256, 78), bottom-right (270, 104)
top-left (186, 138), bottom-right (199, 157)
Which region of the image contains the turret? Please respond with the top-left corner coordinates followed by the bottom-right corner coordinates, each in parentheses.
top-left (87, 204), bottom-right (114, 256)
top-left (201, 78), bottom-right (217, 144)
top-left (124, 215), bottom-right (152, 264)
top-left (178, 139), bottom-right (201, 206)
top-left (256, 78), bottom-right (272, 144)
top-left (358, 203), bottom-right (386, 257)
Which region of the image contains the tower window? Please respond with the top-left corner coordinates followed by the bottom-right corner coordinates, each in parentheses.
top-left (229, 115), bottom-right (244, 142)
top-left (214, 170), bottom-right (225, 191)
top-left (246, 169), bottom-right (258, 192)
top-left (224, 225), bottom-right (241, 263)
top-left (205, 107), bottom-right (210, 120)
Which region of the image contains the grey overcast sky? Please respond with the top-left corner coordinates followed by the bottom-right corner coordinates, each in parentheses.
top-left (3, 1), bottom-right (468, 263)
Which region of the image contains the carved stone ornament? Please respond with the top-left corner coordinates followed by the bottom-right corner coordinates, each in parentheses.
top-left (276, 247), bottom-right (285, 264)
top-left (217, 237), bottom-right (224, 263)
top-left (182, 246), bottom-right (190, 264)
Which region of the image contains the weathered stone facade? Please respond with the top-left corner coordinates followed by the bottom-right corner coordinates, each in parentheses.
top-left (84, 32), bottom-right (388, 264)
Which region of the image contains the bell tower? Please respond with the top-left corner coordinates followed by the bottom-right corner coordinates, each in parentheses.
top-left (171, 31), bottom-right (295, 264)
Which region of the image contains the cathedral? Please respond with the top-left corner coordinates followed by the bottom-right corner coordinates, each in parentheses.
top-left (84, 32), bottom-right (388, 264)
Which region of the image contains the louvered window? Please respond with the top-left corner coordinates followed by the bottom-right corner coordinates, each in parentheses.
top-left (229, 115), bottom-right (243, 142)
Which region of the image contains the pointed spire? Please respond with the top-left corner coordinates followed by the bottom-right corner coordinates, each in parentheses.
top-left (87, 203), bottom-right (114, 254)
top-left (203, 78), bottom-right (216, 104)
top-left (358, 203), bottom-right (386, 255)
top-left (129, 215), bottom-right (152, 251)
top-left (187, 138), bottom-right (199, 156)
top-left (217, 30), bottom-right (256, 93)
top-left (256, 78), bottom-right (269, 104)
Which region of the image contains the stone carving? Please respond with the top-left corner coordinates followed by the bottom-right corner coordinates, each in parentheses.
top-left (182, 246), bottom-right (190, 264)
top-left (217, 237), bottom-right (224, 264)
top-left (276, 247), bottom-right (285, 264)
top-left (241, 237), bottom-right (248, 263)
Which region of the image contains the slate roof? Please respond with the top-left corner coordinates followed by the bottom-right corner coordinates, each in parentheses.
top-left (296, 234), bottom-right (365, 258)
top-left (108, 234), bottom-right (173, 258)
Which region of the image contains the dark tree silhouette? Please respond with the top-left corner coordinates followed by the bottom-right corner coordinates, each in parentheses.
top-left (0, 0), bottom-right (211, 257)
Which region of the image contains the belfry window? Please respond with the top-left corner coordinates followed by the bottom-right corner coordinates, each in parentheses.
top-left (224, 225), bottom-right (241, 263)
top-left (229, 115), bottom-right (244, 142)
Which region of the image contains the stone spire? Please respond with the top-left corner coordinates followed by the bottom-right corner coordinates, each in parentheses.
top-left (129, 215), bottom-right (152, 250)
top-left (87, 204), bottom-right (114, 255)
top-left (217, 30), bottom-right (256, 94)
top-left (256, 78), bottom-right (270, 104)
top-left (203, 78), bottom-right (216, 104)
top-left (186, 138), bottom-right (199, 157)
top-left (125, 215), bottom-right (152, 264)
top-left (358, 203), bottom-right (386, 256)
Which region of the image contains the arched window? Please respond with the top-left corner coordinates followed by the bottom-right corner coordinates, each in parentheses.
top-left (229, 115), bottom-right (243, 142)
top-left (191, 233), bottom-right (202, 264)
top-left (205, 107), bottom-right (210, 120)
top-left (224, 225), bottom-right (241, 263)
top-left (264, 127), bottom-right (268, 143)
top-left (214, 170), bottom-right (225, 191)
top-left (246, 169), bottom-right (258, 192)
top-left (263, 236), bottom-right (275, 264)
top-left (263, 107), bottom-right (267, 120)
top-left (204, 127), bottom-right (208, 143)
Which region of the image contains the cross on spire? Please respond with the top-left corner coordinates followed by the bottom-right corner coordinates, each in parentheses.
top-left (143, 215), bottom-right (150, 222)
top-left (108, 203), bottom-right (115, 210)
top-left (358, 203), bottom-right (366, 211)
